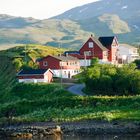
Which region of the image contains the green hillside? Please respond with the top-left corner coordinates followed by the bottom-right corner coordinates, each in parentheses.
top-left (0, 44), bottom-right (65, 96)
top-left (0, 44), bottom-right (65, 70)
top-left (0, 56), bottom-right (16, 98)
top-left (0, 17), bottom-right (92, 50)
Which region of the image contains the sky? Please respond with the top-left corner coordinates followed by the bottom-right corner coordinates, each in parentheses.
top-left (0, 0), bottom-right (99, 19)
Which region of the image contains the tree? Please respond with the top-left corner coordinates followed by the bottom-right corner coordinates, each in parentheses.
top-left (91, 58), bottom-right (99, 66)
top-left (12, 58), bottom-right (23, 71)
top-left (133, 59), bottom-right (140, 66)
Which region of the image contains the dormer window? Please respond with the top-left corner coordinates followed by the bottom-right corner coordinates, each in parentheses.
top-left (88, 42), bottom-right (94, 48)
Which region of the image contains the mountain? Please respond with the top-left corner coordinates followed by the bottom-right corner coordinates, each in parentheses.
top-left (53, 0), bottom-right (140, 21)
top-left (0, 14), bottom-right (92, 50)
top-left (0, 0), bottom-right (140, 50)
top-left (53, 0), bottom-right (140, 45)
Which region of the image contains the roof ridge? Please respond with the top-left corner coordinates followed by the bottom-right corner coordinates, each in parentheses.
top-left (90, 37), bottom-right (108, 51)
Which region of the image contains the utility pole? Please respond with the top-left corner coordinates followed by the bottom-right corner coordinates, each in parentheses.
top-left (84, 52), bottom-right (87, 67)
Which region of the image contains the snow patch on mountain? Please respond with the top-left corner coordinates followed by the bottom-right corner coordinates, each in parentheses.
top-left (79, 7), bottom-right (88, 13)
top-left (133, 25), bottom-right (139, 29)
top-left (121, 5), bottom-right (128, 9)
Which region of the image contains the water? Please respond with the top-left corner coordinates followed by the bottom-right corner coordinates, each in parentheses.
top-left (1, 135), bottom-right (140, 140)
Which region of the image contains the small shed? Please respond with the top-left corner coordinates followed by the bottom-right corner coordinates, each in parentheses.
top-left (17, 69), bottom-right (53, 83)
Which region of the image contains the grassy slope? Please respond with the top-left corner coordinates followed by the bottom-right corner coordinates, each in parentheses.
top-left (0, 56), bottom-right (16, 96)
top-left (2, 44), bottom-right (65, 60)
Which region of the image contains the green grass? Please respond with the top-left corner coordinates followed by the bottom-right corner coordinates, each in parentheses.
top-left (0, 56), bottom-right (16, 97)
top-left (0, 83), bottom-right (140, 123)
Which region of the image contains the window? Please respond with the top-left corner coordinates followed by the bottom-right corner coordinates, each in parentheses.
top-left (43, 61), bottom-right (48, 66)
top-left (88, 42), bottom-right (94, 48)
top-left (84, 51), bottom-right (92, 56)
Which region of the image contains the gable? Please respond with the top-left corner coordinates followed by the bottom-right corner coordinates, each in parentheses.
top-left (79, 37), bottom-right (107, 53)
top-left (112, 37), bottom-right (119, 46)
top-left (44, 69), bottom-right (54, 75)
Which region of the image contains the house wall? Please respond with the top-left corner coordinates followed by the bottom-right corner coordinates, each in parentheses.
top-left (103, 38), bottom-right (118, 64)
top-left (118, 45), bottom-right (139, 63)
top-left (79, 38), bottom-right (104, 59)
top-left (61, 61), bottom-right (80, 69)
top-left (39, 56), bottom-right (80, 70)
top-left (44, 71), bottom-right (53, 82)
top-left (39, 56), bottom-right (60, 69)
top-left (18, 71), bottom-right (53, 83)
top-left (19, 79), bottom-right (46, 83)
top-left (53, 69), bottom-right (80, 78)
top-left (18, 75), bottom-right (44, 79)
top-left (79, 59), bottom-right (91, 67)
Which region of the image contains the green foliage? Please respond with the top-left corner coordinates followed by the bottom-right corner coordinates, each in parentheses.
top-left (0, 82), bottom-right (140, 123)
top-left (12, 58), bottom-right (23, 71)
top-left (90, 58), bottom-right (99, 66)
top-left (1, 44), bottom-right (65, 71)
top-left (84, 63), bottom-right (140, 95)
top-left (0, 56), bottom-right (16, 97)
top-left (133, 59), bottom-right (140, 66)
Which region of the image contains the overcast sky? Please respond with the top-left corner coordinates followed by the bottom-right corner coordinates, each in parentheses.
top-left (0, 0), bottom-right (99, 19)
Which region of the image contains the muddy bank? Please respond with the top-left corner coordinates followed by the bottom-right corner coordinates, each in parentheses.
top-left (0, 120), bottom-right (140, 138)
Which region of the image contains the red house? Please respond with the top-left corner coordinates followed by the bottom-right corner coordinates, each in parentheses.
top-left (38, 55), bottom-right (80, 78)
top-left (64, 35), bottom-right (119, 65)
top-left (99, 36), bottom-right (119, 63)
top-left (17, 69), bottom-right (53, 83)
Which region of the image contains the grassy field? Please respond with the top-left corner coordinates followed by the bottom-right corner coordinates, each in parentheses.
top-left (0, 83), bottom-right (140, 124)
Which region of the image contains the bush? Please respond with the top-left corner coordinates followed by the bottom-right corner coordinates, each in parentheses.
top-left (84, 63), bottom-right (140, 96)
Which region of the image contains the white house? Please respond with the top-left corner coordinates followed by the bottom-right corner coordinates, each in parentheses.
top-left (118, 44), bottom-right (139, 63)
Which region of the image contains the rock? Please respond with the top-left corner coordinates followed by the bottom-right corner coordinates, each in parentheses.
top-left (11, 132), bottom-right (33, 138)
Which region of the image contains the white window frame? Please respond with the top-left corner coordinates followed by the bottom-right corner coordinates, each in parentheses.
top-left (88, 42), bottom-right (94, 48)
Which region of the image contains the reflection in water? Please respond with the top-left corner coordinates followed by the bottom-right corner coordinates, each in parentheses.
top-left (1, 135), bottom-right (140, 140)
